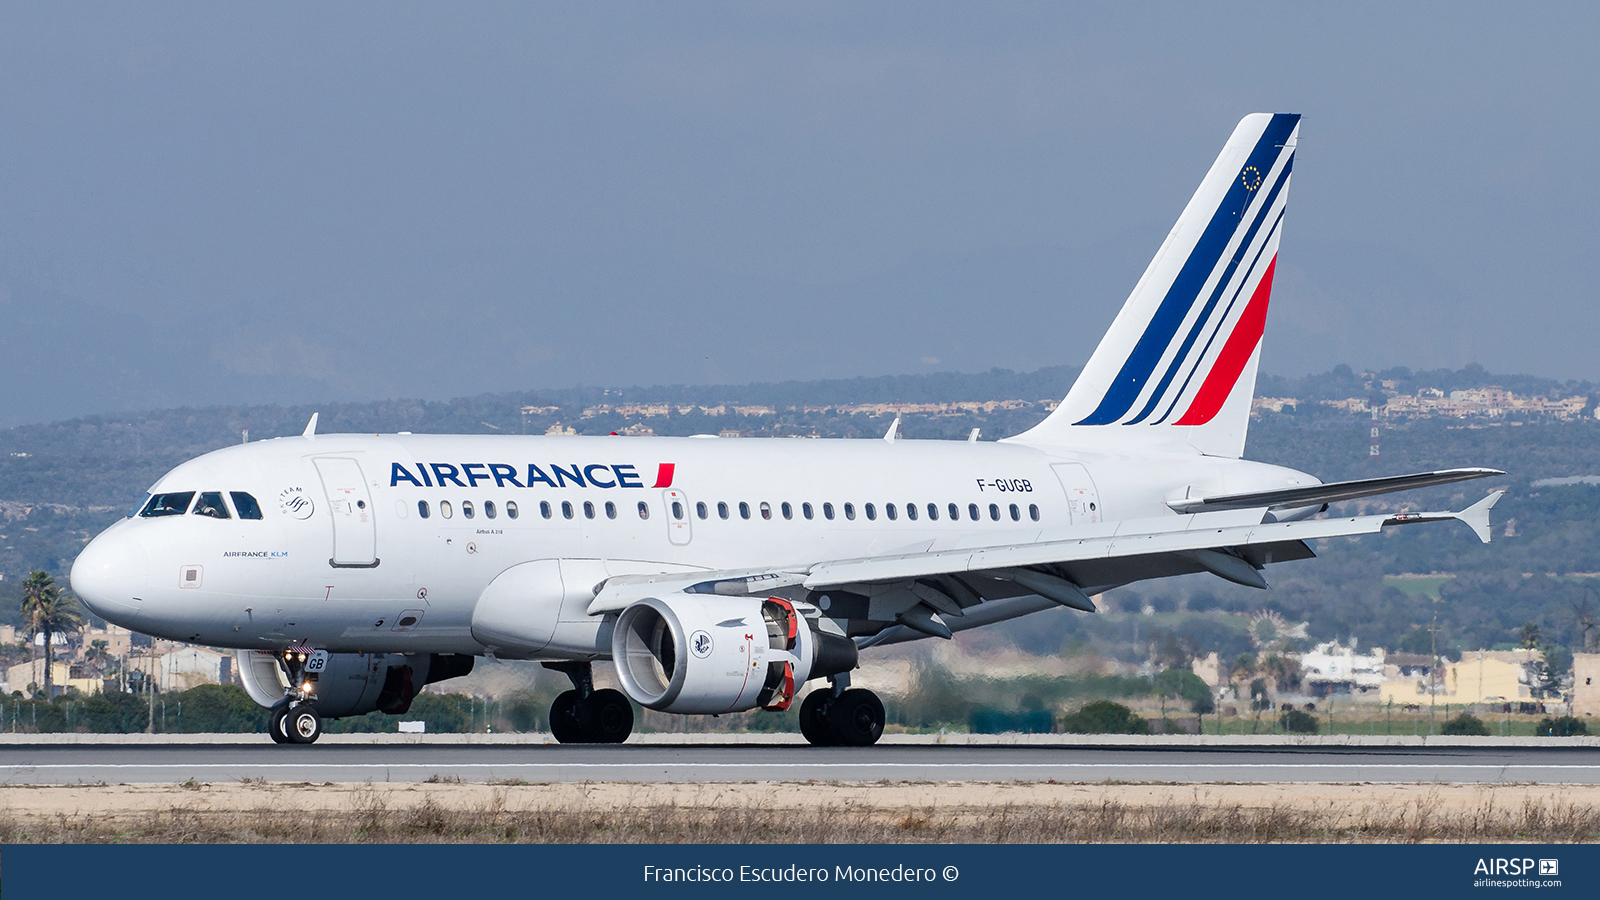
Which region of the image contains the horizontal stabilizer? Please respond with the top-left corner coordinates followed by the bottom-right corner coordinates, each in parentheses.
top-left (1166, 467), bottom-right (1504, 514)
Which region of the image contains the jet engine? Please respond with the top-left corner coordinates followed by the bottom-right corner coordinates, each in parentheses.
top-left (237, 650), bottom-right (474, 719)
top-left (612, 594), bottom-right (856, 714)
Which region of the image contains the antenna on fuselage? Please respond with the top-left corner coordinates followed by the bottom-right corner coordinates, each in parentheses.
top-left (302, 413), bottom-right (319, 439)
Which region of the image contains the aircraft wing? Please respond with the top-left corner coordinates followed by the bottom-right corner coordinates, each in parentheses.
top-left (1165, 467), bottom-right (1504, 514)
top-left (589, 491), bottom-right (1503, 620)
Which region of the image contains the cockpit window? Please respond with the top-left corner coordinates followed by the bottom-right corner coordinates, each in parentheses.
top-left (129, 493), bottom-right (151, 518)
top-left (192, 492), bottom-right (232, 519)
top-left (140, 492), bottom-right (195, 518)
top-left (230, 492), bottom-right (264, 520)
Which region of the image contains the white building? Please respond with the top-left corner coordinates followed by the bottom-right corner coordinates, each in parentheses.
top-left (1299, 640), bottom-right (1386, 697)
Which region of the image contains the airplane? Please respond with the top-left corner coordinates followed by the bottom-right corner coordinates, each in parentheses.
top-left (70, 113), bottom-right (1503, 746)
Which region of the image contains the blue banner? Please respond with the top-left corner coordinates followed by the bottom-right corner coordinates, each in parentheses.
top-left (4, 843), bottom-right (1591, 897)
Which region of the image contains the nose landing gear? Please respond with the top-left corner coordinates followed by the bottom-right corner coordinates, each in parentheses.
top-left (268, 647), bottom-right (324, 744)
top-left (543, 661), bottom-right (634, 744)
top-left (799, 675), bottom-right (884, 746)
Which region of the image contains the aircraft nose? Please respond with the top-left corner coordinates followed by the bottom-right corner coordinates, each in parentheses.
top-left (70, 529), bottom-right (148, 625)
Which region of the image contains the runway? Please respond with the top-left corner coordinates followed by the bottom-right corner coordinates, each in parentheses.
top-left (0, 742), bottom-right (1595, 785)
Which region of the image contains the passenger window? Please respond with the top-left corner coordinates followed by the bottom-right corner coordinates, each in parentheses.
top-left (562, 501), bottom-right (574, 520)
top-left (886, 503), bottom-right (898, 521)
top-left (441, 501), bottom-right (454, 519)
top-left (718, 502), bottom-right (730, 520)
top-left (864, 503), bottom-right (876, 521)
top-left (417, 500), bottom-right (431, 519)
top-left (844, 503), bottom-right (856, 521)
top-left (1009, 503), bottom-right (1021, 521)
top-left (968, 503), bottom-right (980, 521)
top-left (584, 501), bottom-right (596, 519)
top-left (140, 492), bottom-right (195, 518)
top-left (192, 492), bottom-right (231, 519)
top-left (638, 501), bottom-right (651, 520)
top-left (928, 503), bottom-right (939, 521)
top-left (989, 503), bottom-right (1000, 521)
top-left (506, 501), bottom-right (519, 519)
top-left (1029, 503), bottom-right (1040, 522)
top-left (672, 500), bottom-right (684, 519)
top-left (905, 503), bottom-right (917, 521)
top-left (823, 503), bottom-right (834, 520)
top-left (230, 492), bottom-right (264, 520)
top-left (696, 501), bottom-right (708, 520)
top-left (781, 502), bottom-right (793, 520)
top-left (738, 501), bottom-right (750, 520)
top-left (484, 501), bottom-right (497, 519)
top-left (760, 502), bottom-right (772, 520)
top-left (462, 501), bottom-right (475, 519)
top-left (541, 501), bottom-right (553, 519)
top-left (949, 503), bottom-right (960, 521)
top-left (803, 502), bottom-right (814, 520)
top-left (605, 501), bottom-right (617, 520)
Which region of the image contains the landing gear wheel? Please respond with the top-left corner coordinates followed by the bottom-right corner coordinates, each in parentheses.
top-left (268, 703), bottom-right (291, 744)
top-left (799, 690), bottom-right (838, 746)
top-left (828, 689), bottom-right (884, 747)
top-left (286, 705), bottom-right (322, 744)
top-left (549, 690), bottom-right (585, 744)
top-left (579, 689), bottom-right (635, 744)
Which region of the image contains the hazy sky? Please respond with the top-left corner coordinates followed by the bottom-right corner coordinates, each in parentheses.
top-left (0, 3), bottom-right (1595, 426)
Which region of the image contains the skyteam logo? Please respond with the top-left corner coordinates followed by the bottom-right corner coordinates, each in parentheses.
top-left (1075, 113), bottom-right (1299, 429)
top-left (278, 487), bottom-right (315, 520)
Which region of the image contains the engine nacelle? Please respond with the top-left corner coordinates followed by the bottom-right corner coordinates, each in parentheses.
top-left (237, 650), bottom-right (474, 719)
top-left (612, 594), bottom-right (855, 714)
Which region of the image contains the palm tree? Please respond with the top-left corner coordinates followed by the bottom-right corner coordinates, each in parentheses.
top-left (20, 571), bottom-right (82, 697)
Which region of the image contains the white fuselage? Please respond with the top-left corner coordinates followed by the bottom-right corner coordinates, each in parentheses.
top-left (70, 432), bottom-right (1311, 659)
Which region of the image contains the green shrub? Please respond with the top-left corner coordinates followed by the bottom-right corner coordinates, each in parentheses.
top-left (1060, 700), bottom-right (1150, 735)
top-left (1442, 712), bottom-right (1490, 735)
top-left (1537, 715), bottom-right (1588, 736)
top-left (1279, 709), bottom-right (1319, 733)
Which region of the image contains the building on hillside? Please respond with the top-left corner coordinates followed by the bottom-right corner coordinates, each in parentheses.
top-left (1572, 654), bottom-right (1600, 718)
top-left (1190, 652), bottom-right (1223, 690)
top-left (3, 660), bottom-right (103, 697)
top-left (1378, 652), bottom-right (1532, 706)
top-left (1299, 641), bottom-right (1386, 697)
top-left (155, 647), bottom-right (231, 691)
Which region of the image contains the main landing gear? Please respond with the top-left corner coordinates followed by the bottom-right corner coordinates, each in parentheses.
top-left (543, 661), bottom-right (634, 744)
top-left (799, 675), bottom-right (884, 747)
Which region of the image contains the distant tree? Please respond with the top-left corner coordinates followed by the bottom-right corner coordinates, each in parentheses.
top-left (84, 639), bottom-right (110, 677)
top-left (1442, 713), bottom-right (1490, 736)
top-left (1538, 643), bottom-right (1571, 698)
top-left (20, 571), bottom-right (82, 697)
top-left (1155, 668), bottom-right (1216, 718)
top-left (1261, 652), bottom-right (1302, 694)
top-left (1249, 678), bottom-right (1270, 712)
top-left (1060, 700), bottom-right (1151, 735)
top-left (1279, 709), bottom-right (1319, 734)
top-left (1519, 622), bottom-right (1543, 650)
top-left (1537, 716), bottom-right (1588, 737)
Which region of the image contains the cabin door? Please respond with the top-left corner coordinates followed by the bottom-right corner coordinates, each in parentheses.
top-left (315, 457), bottom-right (379, 567)
top-left (1051, 463), bottom-right (1102, 525)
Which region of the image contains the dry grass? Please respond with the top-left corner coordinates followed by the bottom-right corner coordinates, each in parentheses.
top-left (2, 782), bottom-right (1599, 843)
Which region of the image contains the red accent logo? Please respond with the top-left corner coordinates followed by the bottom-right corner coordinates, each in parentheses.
top-left (652, 463), bottom-right (676, 488)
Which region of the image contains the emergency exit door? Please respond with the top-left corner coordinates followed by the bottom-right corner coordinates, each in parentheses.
top-left (315, 458), bottom-right (379, 567)
top-left (1051, 463), bottom-right (1102, 525)
top-left (662, 489), bottom-right (692, 545)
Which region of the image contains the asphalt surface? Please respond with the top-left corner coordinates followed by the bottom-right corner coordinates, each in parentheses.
top-left (0, 742), bottom-right (1596, 785)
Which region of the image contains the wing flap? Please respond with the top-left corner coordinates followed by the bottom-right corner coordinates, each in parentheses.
top-left (1166, 467), bottom-right (1504, 513)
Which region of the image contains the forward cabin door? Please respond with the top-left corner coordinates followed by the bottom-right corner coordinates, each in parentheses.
top-left (1051, 463), bottom-right (1102, 526)
top-left (663, 489), bottom-right (692, 545)
top-left (315, 457), bottom-right (379, 567)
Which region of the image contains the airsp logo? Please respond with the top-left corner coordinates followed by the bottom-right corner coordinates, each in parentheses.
top-left (278, 487), bottom-right (316, 520)
top-left (690, 630), bottom-right (714, 659)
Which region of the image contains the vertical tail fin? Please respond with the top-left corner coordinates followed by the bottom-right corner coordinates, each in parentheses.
top-left (1012, 113), bottom-right (1300, 458)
